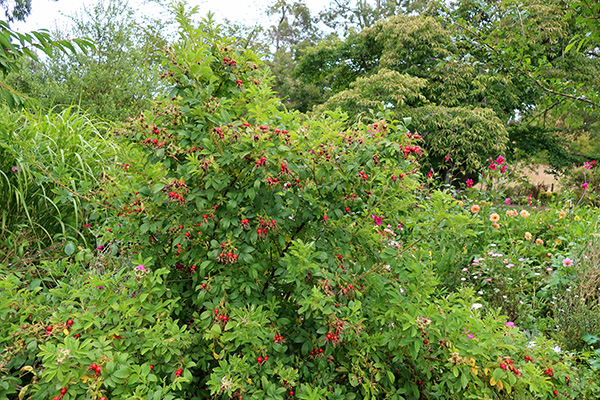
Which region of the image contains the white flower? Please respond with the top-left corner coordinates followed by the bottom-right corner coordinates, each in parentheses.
top-left (471, 303), bottom-right (483, 310)
top-left (552, 345), bottom-right (562, 353)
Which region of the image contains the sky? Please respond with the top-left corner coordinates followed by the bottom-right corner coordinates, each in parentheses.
top-left (14, 0), bottom-right (330, 32)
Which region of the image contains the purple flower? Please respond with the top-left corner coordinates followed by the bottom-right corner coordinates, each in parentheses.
top-left (11, 166), bottom-right (20, 172)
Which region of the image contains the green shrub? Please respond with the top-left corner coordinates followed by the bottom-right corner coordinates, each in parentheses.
top-left (2, 5), bottom-right (600, 400)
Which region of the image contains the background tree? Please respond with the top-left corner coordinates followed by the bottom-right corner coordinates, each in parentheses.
top-left (5, 0), bottom-right (169, 120)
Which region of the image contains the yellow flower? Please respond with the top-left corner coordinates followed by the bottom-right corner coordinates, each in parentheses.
top-left (525, 232), bottom-right (532, 240)
top-left (520, 210), bottom-right (530, 218)
top-left (558, 210), bottom-right (566, 219)
top-left (458, 201), bottom-right (464, 207)
top-left (489, 213), bottom-right (500, 223)
top-left (471, 204), bottom-right (481, 213)
top-left (535, 238), bottom-right (544, 246)
top-left (492, 223), bottom-right (500, 229)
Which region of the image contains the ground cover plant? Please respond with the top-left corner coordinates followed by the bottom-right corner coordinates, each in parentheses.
top-left (2, 2), bottom-right (600, 400)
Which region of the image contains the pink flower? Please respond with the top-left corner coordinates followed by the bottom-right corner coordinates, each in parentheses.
top-left (371, 215), bottom-right (383, 226)
top-left (136, 264), bottom-right (146, 271)
top-left (562, 258), bottom-right (574, 267)
top-left (582, 182), bottom-right (589, 190)
top-left (505, 321), bottom-right (515, 328)
top-left (489, 163), bottom-right (497, 170)
top-left (501, 165), bottom-right (507, 173)
top-left (496, 156), bottom-right (505, 164)
top-left (504, 198), bottom-right (511, 205)
top-left (468, 334), bottom-right (474, 339)
top-left (466, 179), bottom-right (474, 188)
top-left (445, 153), bottom-right (450, 162)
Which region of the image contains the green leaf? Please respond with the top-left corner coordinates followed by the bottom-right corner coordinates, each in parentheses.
top-left (64, 242), bottom-right (75, 256)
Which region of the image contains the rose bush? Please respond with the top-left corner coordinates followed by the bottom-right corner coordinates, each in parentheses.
top-left (2, 4), bottom-right (600, 400)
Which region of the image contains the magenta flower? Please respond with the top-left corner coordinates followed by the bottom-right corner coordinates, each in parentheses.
top-left (445, 153), bottom-right (450, 162)
top-left (582, 182), bottom-right (589, 190)
top-left (504, 198), bottom-right (511, 205)
top-left (466, 179), bottom-right (474, 188)
top-left (371, 215), bottom-right (383, 226)
top-left (496, 156), bottom-right (505, 164)
top-left (505, 321), bottom-right (515, 328)
top-left (468, 334), bottom-right (474, 339)
top-left (489, 163), bottom-right (497, 170)
top-left (136, 264), bottom-right (146, 272)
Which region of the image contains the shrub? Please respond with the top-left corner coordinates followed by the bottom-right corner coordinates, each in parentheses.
top-left (2, 5), bottom-right (598, 400)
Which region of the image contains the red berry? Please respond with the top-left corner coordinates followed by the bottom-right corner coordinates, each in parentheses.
top-left (423, 339), bottom-right (428, 344)
top-left (67, 319), bottom-right (73, 326)
top-left (323, 215), bottom-right (328, 220)
top-left (264, 356), bottom-right (269, 361)
top-left (553, 390), bottom-right (558, 396)
top-left (326, 333), bottom-right (332, 339)
top-left (99, 397), bottom-right (106, 400)
top-left (289, 390), bottom-right (294, 396)
top-left (90, 363), bottom-right (98, 370)
top-left (345, 207), bottom-right (350, 212)
top-left (53, 397), bottom-right (60, 400)
top-left (257, 356), bottom-right (263, 363)
top-left (500, 363), bottom-right (507, 370)
top-left (46, 326), bottom-right (52, 331)
top-left (96, 366), bottom-right (102, 374)
top-left (150, 364), bottom-right (154, 370)
top-left (60, 388), bottom-right (67, 395)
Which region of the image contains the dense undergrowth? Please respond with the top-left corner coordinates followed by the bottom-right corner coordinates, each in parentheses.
top-left (2, 5), bottom-right (600, 400)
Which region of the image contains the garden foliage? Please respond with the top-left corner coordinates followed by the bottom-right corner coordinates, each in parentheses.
top-left (1, 4), bottom-right (600, 400)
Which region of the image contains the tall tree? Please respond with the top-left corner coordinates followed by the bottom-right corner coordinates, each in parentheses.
top-left (6, 0), bottom-right (169, 120)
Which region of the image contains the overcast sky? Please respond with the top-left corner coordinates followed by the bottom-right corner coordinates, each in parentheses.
top-left (14, 0), bottom-right (330, 32)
